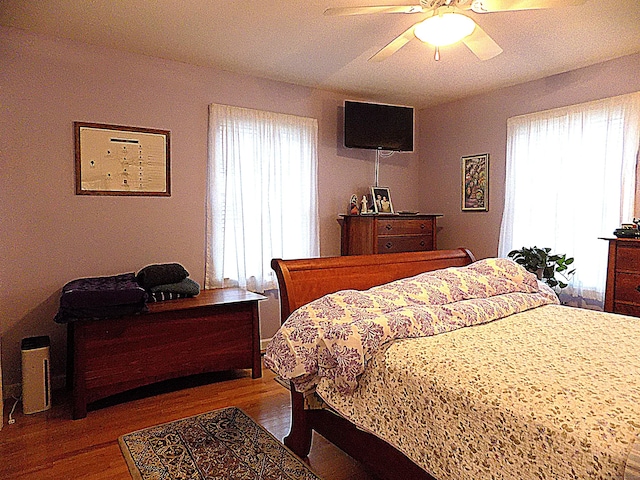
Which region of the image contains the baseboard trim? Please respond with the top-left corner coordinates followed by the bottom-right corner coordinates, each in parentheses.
top-left (2, 341), bottom-right (276, 401)
top-left (260, 337), bottom-right (272, 353)
top-left (3, 374), bottom-right (66, 401)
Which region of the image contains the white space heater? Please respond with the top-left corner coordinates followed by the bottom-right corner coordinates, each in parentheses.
top-left (21, 336), bottom-right (51, 414)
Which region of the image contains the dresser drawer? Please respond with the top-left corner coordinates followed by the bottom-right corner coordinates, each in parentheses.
top-left (376, 219), bottom-right (433, 236)
top-left (377, 235), bottom-right (433, 253)
top-left (615, 244), bottom-right (640, 272)
top-left (613, 272), bottom-right (640, 304)
top-left (340, 214), bottom-right (440, 256)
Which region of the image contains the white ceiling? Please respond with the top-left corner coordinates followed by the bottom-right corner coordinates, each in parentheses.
top-left (2, 0), bottom-right (639, 108)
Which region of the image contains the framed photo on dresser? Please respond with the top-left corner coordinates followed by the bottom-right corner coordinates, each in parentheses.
top-left (371, 186), bottom-right (394, 214)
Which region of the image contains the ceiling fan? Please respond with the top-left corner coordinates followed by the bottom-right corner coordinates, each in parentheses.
top-left (324, 0), bottom-right (586, 61)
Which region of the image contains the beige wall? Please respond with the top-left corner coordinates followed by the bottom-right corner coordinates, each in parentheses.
top-left (0, 26), bottom-right (424, 390)
top-left (2, 24), bottom-right (639, 393)
top-left (418, 53), bottom-right (640, 260)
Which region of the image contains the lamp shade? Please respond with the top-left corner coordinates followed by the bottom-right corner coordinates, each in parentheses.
top-left (414, 12), bottom-right (476, 47)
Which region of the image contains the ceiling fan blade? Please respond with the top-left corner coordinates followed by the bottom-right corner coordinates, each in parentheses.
top-left (471, 0), bottom-right (585, 13)
top-left (462, 23), bottom-right (503, 60)
top-left (369, 24), bottom-right (417, 62)
top-left (324, 5), bottom-right (424, 16)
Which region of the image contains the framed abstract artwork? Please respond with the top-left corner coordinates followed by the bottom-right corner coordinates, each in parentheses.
top-left (462, 153), bottom-right (489, 211)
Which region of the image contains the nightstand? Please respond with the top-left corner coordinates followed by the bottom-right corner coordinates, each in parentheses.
top-left (603, 237), bottom-right (640, 317)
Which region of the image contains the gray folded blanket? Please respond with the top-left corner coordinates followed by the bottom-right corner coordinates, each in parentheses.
top-left (136, 263), bottom-right (189, 289)
top-left (149, 277), bottom-right (201, 296)
top-left (148, 292), bottom-right (188, 302)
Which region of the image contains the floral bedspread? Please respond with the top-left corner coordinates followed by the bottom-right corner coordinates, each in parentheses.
top-left (264, 258), bottom-right (559, 393)
top-left (317, 305), bottom-right (640, 480)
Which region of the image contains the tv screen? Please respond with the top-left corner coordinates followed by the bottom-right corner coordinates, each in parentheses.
top-left (344, 100), bottom-right (414, 152)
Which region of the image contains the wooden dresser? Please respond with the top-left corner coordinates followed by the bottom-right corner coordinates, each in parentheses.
top-left (0, 337), bottom-right (3, 430)
top-left (603, 238), bottom-right (640, 317)
top-left (339, 214), bottom-right (441, 255)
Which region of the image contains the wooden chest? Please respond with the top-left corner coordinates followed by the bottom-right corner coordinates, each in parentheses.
top-left (604, 238), bottom-right (640, 317)
top-left (339, 214), bottom-right (440, 255)
top-left (67, 288), bottom-right (265, 419)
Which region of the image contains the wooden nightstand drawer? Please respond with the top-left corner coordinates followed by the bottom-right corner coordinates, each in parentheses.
top-left (376, 219), bottom-right (433, 236)
top-left (377, 235), bottom-right (433, 253)
top-left (613, 272), bottom-right (640, 304)
top-left (613, 302), bottom-right (640, 317)
top-left (604, 238), bottom-right (640, 318)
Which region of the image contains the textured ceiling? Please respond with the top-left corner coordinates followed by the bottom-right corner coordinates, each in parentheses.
top-left (1, 0), bottom-right (639, 107)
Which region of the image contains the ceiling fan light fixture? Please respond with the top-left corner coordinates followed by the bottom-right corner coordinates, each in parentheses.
top-left (414, 12), bottom-right (476, 47)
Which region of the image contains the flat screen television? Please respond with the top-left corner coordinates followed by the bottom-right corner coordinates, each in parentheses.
top-left (344, 100), bottom-right (414, 152)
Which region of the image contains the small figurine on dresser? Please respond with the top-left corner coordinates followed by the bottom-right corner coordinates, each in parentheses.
top-left (361, 195), bottom-right (368, 214)
top-left (350, 194), bottom-right (359, 215)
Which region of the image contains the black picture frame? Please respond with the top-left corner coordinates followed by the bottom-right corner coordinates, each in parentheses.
top-left (371, 186), bottom-right (394, 214)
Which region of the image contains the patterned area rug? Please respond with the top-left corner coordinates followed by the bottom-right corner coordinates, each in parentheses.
top-left (118, 406), bottom-right (322, 480)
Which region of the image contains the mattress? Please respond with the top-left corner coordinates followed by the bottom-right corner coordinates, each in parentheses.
top-left (317, 304), bottom-right (640, 480)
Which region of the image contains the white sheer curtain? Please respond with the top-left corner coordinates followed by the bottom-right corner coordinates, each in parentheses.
top-left (499, 92), bottom-right (640, 306)
top-left (205, 104), bottom-right (319, 292)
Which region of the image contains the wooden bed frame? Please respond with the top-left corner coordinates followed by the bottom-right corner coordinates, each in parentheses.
top-left (270, 248), bottom-right (476, 480)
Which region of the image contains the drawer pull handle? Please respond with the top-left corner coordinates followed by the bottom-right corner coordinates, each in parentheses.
top-left (420, 224), bottom-right (426, 229)
top-left (420, 241), bottom-right (425, 247)
top-left (385, 224), bottom-right (393, 230)
top-left (385, 242), bottom-right (393, 249)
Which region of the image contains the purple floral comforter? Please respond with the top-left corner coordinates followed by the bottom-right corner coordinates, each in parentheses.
top-left (264, 258), bottom-right (559, 393)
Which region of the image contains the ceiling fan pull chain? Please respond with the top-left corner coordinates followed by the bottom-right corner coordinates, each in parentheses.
top-left (434, 46), bottom-right (441, 61)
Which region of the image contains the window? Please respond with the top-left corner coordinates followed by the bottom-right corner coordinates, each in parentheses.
top-left (499, 92), bottom-right (640, 306)
top-left (205, 104), bottom-right (319, 292)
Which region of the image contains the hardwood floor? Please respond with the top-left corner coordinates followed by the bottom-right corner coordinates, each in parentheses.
top-left (0, 361), bottom-right (375, 479)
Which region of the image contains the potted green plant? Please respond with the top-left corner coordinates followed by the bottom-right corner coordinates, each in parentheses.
top-left (507, 246), bottom-right (575, 289)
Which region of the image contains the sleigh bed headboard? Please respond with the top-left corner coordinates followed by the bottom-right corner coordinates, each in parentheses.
top-left (271, 248), bottom-right (476, 324)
